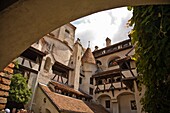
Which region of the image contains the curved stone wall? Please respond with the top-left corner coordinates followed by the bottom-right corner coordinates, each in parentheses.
top-left (0, 0), bottom-right (169, 70)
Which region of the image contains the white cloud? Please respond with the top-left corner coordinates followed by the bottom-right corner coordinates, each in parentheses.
top-left (71, 7), bottom-right (133, 51)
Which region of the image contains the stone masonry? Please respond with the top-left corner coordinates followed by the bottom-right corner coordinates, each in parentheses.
top-left (0, 63), bottom-right (14, 110)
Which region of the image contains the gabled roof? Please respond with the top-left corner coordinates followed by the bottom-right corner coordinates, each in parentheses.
top-left (81, 48), bottom-right (96, 64)
top-left (39, 84), bottom-right (109, 113)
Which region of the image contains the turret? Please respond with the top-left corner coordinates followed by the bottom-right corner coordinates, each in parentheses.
top-left (106, 37), bottom-right (111, 47)
top-left (81, 47), bottom-right (97, 95)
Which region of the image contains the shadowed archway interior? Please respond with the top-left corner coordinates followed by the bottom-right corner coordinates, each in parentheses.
top-left (0, 0), bottom-right (170, 70)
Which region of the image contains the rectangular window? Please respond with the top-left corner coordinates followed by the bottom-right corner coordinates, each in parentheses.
top-left (98, 79), bottom-right (103, 85)
top-left (65, 29), bottom-right (70, 38)
top-left (90, 77), bottom-right (93, 85)
top-left (89, 88), bottom-right (93, 95)
top-left (79, 77), bottom-right (82, 84)
top-left (131, 100), bottom-right (137, 110)
top-left (105, 100), bottom-right (110, 108)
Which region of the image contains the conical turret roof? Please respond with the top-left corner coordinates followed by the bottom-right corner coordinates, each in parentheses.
top-left (81, 48), bottom-right (96, 64)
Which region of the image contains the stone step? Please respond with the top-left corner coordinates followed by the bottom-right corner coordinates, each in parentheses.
top-left (0, 90), bottom-right (9, 97)
top-left (0, 84), bottom-right (10, 91)
top-left (0, 97), bottom-right (7, 104)
top-left (0, 103), bottom-right (5, 110)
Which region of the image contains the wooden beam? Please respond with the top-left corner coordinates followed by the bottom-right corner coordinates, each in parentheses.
top-left (122, 77), bottom-right (136, 81)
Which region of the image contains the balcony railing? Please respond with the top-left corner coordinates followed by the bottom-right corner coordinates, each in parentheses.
top-left (93, 39), bottom-right (132, 58)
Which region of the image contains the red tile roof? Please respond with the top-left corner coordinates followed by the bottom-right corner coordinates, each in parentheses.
top-left (82, 48), bottom-right (96, 64)
top-left (39, 84), bottom-right (109, 113)
top-left (49, 81), bottom-right (92, 99)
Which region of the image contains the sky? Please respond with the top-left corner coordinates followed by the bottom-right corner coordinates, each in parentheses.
top-left (71, 7), bottom-right (133, 51)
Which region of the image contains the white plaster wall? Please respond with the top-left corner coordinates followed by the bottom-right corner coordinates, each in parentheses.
top-left (37, 54), bottom-right (56, 85)
top-left (42, 36), bottom-right (72, 66)
top-left (32, 86), bottom-right (60, 113)
top-left (97, 95), bottom-right (112, 113)
top-left (95, 89), bottom-right (132, 99)
top-left (51, 28), bottom-right (60, 39)
top-left (118, 94), bottom-right (137, 113)
top-left (55, 24), bottom-right (75, 49)
top-left (81, 72), bottom-right (90, 94)
top-left (96, 48), bottom-right (133, 71)
top-left (28, 72), bottom-right (37, 91)
top-left (81, 63), bottom-right (97, 95)
top-left (69, 42), bottom-right (83, 90)
top-left (134, 81), bottom-right (145, 113)
top-left (16, 57), bottom-right (39, 71)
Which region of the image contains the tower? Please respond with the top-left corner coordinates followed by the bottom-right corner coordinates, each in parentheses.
top-left (81, 47), bottom-right (97, 95)
top-left (68, 39), bottom-right (83, 91)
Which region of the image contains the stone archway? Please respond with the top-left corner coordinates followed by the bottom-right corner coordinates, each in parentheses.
top-left (117, 92), bottom-right (136, 113)
top-left (0, 0), bottom-right (169, 70)
top-left (97, 94), bottom-right (112, 112)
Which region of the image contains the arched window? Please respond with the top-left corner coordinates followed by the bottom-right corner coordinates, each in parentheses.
top-left (96, 60), bottom-right (102, 65)
top-left (44, 57), bottom-right (51, 72)
top-left (108, 56), bottom-right (120, 67)
top-left (45, 109), bottom-right (51, 113)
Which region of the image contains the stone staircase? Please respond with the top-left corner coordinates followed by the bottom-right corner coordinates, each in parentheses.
top-left (0, 63), bottom-right (14, 110)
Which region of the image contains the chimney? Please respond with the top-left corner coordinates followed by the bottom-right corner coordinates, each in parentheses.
top-left (94, 46), bottom-right (98, 51)
top-left (106, 37), bottom-right (111, 47)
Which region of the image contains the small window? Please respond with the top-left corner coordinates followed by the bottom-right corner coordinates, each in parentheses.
top-left (122, 43), bottom-right (129, 47)
top-left (90, 77), bottom-right (93, 85)
top-left (108, 60), bottom-right (117, 67)
top-left (89, 88), bottom-right (93, 95)
top-left (108, 57), bottom-right (120, 67)
top-left (116, 77), bottom-right (121, 82)
top-left (130, 100), bottom-right (137, 110)
top-left (101, 50), bottom-right (105, 54)
top-left (98, 79), bottom-right (103, 85)
top-left (105, 100), bottom-right (110, 108)
top-left (112, 46), bottom-right (118, 51)
top-left (65, 29), bottom-right (70, 38)
top-left (96, 60), bottom-right (102, 65)
top-left (108, 78), bottom-right (115, 83)
top-left (79, 77), bottom-right (82, 84)
top-left (65, 29), bottom-right (70, 34)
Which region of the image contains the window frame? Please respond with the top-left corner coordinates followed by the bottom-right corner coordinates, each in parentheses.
top-left (105, 100), bottom-right (110, 108)
top-left (89, 87), bottom-right (93, 95)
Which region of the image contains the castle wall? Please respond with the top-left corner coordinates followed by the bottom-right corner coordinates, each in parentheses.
top-left (95, 49), bottom-right (135, 71)
top-left (32, 86), bottom-right (59, 113)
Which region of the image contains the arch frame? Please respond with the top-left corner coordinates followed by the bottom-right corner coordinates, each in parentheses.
top-left (0, 0), bottom-right (170, 70)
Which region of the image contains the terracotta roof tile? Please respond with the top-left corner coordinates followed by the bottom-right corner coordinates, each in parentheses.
top-left (49, 81), bottom-right (91, 99)
top-left (39, 84), bottom-right (109, 113)
top-left (81, 48), bottom-right (96, 64)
